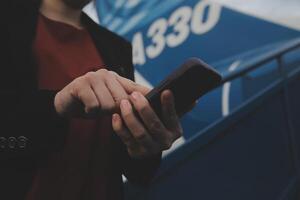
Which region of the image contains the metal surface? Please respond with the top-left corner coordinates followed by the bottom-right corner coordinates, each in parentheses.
top-left (125, 37), bottom-right (300, 200)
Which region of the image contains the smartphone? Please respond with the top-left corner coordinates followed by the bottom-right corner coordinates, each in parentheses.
top-left (146, 58), bottom-right (222, 118)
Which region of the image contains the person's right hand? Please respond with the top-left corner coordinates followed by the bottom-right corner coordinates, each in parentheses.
top-left (54, 69), bottom-right (150, 118)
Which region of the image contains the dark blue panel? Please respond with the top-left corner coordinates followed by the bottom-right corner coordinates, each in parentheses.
top-left (129, 92), bottom-right (293, 200)
top-left (287, 74), bottom-right (300, 164)
top-left (96, 0), bottom-right (300, 139)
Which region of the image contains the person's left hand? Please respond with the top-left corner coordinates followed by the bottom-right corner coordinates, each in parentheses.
top-left (112, 90), bottom-right (183, 158)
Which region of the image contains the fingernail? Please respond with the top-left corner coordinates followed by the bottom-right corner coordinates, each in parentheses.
top-left (162, 90), bottom-right (173, 103)
top-left (121, 99), bottom-right (131, 111)
top-left (112, 114), bottom-right (119, 122)
top-left (131, 92), bottom-right (140, 101)
top-left (167, 90), bottom-right (174, 99)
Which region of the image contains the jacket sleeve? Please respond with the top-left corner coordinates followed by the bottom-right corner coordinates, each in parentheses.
top-left (0, 90), bottom-right (69, 167)
top-left (0, 5), bottom-right (68, 167)
top-left (119, 42), bottom-right (162, 185)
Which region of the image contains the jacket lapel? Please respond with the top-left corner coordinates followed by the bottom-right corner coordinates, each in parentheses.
top-left (6, 1), bottom-right (41, 90)
top-left (82, 13), bottom-right (132, 78)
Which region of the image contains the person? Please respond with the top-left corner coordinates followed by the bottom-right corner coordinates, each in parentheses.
top-left (0, 0), bottom-right (184, 199)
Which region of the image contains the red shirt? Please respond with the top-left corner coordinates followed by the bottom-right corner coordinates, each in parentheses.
top-left (27, 14), bottom-right (112, 200)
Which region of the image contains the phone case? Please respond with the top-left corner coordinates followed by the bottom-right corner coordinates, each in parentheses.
top-left (146, 58), bottom-right (222, 118)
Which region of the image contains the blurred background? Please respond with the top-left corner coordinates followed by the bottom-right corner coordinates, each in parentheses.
top-left (85, 0), bottom-right (300, 199)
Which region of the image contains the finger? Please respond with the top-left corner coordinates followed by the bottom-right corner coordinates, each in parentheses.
top-left (120, 99), bottom-right (155, 150)
top-left (89, 75), bottom-right (116, 113)
top-left (161, 90), bottom-right (183, 136)
top-left (74, 82), bottom-right (99, 115)
top-left (116, 75), bottom-right (150, 96)
top-left (112, 113), bottom-right (137, 148)
top-left (105, 72), bottom-right (129, 105)
top-left (127, 146), bottom-right (149, 159)
top-left (130, 91), bottom-right (172, 148)
top-left (112, 113), bottom-right (152, 159)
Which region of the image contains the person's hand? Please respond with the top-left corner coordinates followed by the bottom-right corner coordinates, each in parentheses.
top-left (54, 69), bottom-right (149, 118)
top-left (112, 90), bottom-right (183, 158)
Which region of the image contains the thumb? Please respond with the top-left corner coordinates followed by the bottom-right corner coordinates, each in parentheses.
top-left (115, 74), bottom-right (151, 95)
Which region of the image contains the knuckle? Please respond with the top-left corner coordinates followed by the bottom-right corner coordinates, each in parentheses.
top-left (70, 80), bottom-right (83, 96)
top-left (97, 68), bottom-right (108, 76)
top-left (85, 71), bottom-right (95, 77)
top-left (104, 73), bottom-right (118, 87)
top-left (137, 102), bottom-right (149, 115)
top-left (109, 71), bottom-right (119, 78)
top-left (149, 119), bottom-right (162, 133)
top-left (135, 132), bottom-right (148, 141)
top-left (106, 70), bottom-right (117, 79)
top-left (84, 72), bottom-right (96, 82)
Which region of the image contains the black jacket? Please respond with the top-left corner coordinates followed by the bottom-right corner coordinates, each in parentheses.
top-left (0, 1), bottom-right (160, 199)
